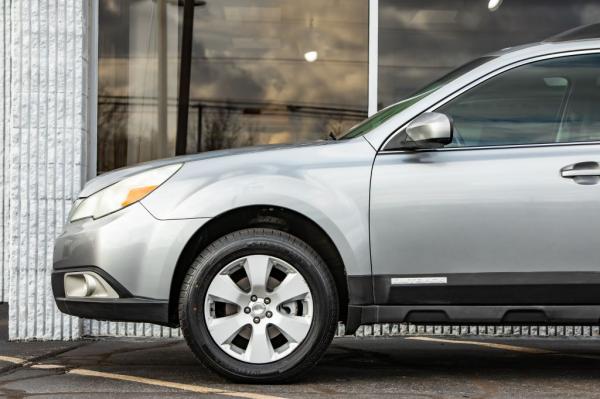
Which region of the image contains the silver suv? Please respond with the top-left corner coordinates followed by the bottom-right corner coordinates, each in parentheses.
top-left (54, 25), bottom-right (600, 382)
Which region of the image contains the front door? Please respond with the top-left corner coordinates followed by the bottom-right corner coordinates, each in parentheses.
top-left (370, 53), bottom-right (600, 306)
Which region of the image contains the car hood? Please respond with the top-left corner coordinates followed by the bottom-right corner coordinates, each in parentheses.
top-left (79, 141), bottom-right (334, 197)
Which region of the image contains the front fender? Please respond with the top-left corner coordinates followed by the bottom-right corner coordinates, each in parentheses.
top-left (141, 139), bottom-right (375, 276)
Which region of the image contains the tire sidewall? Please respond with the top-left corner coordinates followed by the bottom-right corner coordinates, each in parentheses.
top-left (180, 230), bottom-right (338, 381)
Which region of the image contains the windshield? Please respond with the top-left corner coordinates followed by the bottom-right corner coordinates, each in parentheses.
top-left (339, 56), bottom-right (495, 139)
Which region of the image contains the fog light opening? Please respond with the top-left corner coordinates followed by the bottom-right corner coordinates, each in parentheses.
top-left (64, 272), bottom-right (119, 299)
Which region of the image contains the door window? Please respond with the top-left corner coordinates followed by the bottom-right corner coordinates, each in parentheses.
top-left (437, 53), bottom-right (600, 148)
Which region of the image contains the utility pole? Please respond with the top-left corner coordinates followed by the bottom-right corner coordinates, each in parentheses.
top-left (156, 0), bottom-right (168, 158)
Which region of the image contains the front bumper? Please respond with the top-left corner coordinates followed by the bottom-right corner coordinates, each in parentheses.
top-left (52, 202), bottom-right (208, 324)
top-left (52, 266), bottom-right (172, 325)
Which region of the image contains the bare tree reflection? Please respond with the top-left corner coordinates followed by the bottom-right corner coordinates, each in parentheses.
top-left (320, 114), bottom-right (361, 139)
top-left (97, 94), bottom-right (366, 173)
top-left (201, 106), bottom-right (239, 151)
top-left (98, 87), bottom-right (128, 172)
top-left (199, 105), bottom-right (256, 151)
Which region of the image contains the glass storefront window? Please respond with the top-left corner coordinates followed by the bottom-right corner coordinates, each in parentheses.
top-left (98, 0), bottom-right (183, 173)
top-left (183, 0), bottom-right (368, 153)
top-left (378, 0), bottom-right (600, 109)
top-left (98, 0), bottom-right (600, 173)
top-left (98, 0), bottom-right (368, 173)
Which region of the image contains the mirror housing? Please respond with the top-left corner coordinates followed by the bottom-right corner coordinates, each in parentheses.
top-left (404, 112), bottom-right (453, 149)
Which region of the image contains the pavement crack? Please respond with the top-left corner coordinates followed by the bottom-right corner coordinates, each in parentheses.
top-left (0, 342), bottom-right (88, 377)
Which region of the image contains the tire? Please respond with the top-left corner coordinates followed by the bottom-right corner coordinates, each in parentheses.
top-left (179, 228), bottom-right (339, 383)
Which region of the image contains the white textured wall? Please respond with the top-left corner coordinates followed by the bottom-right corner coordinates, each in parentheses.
top-left (82, 319), bottom-right (181, 338)
top-left (7, 0), bottom-right (87, 340)
top-left (352, 323), bottom-right (600, 338)
top-left (1, 0), bottom-right (10, 304)
top-left (2, 0), bottom-right (180, 341)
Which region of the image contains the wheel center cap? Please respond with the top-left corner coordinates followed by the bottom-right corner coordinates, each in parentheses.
top-left (251, 302), bottom-right (266, 317)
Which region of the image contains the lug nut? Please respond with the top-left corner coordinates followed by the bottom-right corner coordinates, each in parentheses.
top-left (264, 298), bottom-right (271, 304)
top-left (244, 307), bottom-right (251, 314)
top-left (250, 295), bottom-right (258, 302)
top-left (253, 317), bottom-right (260, 324)
top-left (266, 311), bottom-right (273, 318)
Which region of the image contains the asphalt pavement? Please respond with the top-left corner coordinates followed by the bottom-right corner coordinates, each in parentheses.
top-left (1, 304), bottom-right (600, 398)
top-left (1, 329), bottom-right (600, 398)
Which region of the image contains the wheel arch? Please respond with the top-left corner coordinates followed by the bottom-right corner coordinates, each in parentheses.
top-left (168, 205), bottom-right (349, 326)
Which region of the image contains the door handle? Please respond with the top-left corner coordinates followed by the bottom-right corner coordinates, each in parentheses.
top-left (561, 169), bottom-right (600, 178)
top-left (561, 162), bottom-right (600, 184)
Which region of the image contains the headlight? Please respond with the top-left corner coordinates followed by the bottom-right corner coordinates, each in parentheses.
top-left (70, 163), bottom-right (182, 222)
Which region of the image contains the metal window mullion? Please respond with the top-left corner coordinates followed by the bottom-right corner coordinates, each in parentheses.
top-left (368, 0), bottom-right (379, 116)
top-left (88, 0), bottom-right (98, 179)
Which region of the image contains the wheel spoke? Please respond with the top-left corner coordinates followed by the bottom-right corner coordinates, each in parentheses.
top-left (206, 313), bottom-right (247, 345)
top-left (273, 314), bottom-right (311, 343)
top-left (206, 274), bottom-right (247, 306)
top-left (270, 272), bottom-right (310, 306)
top-left (245, 324), bottom-right (274, 363)
top-left (243, 255), bottom-right (272, 296)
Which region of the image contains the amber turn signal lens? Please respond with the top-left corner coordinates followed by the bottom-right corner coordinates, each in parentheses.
top-left (121, 185), bottom-right (158, 207)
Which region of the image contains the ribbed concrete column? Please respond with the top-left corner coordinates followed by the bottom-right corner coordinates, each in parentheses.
top-left (1, 0), bottom-right (11, 304)
top-left (7, 0), bottom-right (88, 340)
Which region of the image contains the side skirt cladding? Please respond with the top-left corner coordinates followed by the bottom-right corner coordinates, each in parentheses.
top-left (345, 273), bottom-right (600, 334)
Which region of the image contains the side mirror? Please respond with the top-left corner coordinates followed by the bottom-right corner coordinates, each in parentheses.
top-left (404, 112), bottom-right (453, 149)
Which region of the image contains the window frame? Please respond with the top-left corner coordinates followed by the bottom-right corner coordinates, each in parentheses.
top-left (380, 49), bottom-right (600, 154)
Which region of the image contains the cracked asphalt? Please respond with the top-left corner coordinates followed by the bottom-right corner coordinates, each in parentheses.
top-left (1, 332), bottom-right (600, 398)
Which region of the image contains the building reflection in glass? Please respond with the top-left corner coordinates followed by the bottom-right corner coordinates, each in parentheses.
top-left (378, 0), bottom-right (600, 109)
top-left (98, 0), bottom-right (368, 173)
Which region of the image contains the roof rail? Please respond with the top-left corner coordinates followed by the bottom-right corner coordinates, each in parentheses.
top-left (545, 23), bottom-right (600, 43)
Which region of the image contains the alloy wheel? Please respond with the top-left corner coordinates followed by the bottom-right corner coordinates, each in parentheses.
top-left (204, 255), bottom-right (313, 364)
